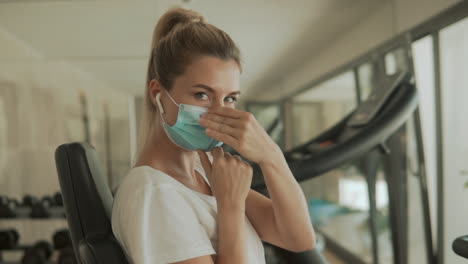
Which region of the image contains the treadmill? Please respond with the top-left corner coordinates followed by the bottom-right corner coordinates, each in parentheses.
top-left (247, 71), bottom-right (433, 264)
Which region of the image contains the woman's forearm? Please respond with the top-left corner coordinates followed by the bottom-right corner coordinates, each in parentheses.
top-left (215, 203), bottom-right (248, 264)
top-left (259, 146), bottom-right (316, 251)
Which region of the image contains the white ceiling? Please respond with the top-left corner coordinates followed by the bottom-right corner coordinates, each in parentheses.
top-left (0, 0), bottom-right (385, 100)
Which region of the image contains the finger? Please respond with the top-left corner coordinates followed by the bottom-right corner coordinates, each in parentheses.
top-left (206, 128), bottom-right (239, 149)
top-left (233, 155), bottom-right (242, 161)
top-left (218, 146), bottom-right (225, 159)
top-left (197, 150), bottom-right (212, 176)
top-left (224, 152), bottom-right (232, 159)
top-left (208, 106), bottom-right (245, 119)
top-left (212, 147), bottom-right (221, 163)
top-left (200, 113), bottom-right (241, 128)
top-left (242, 160), bottom-right (252, 167)
top-left (199, 118), bottom-right (241, 139)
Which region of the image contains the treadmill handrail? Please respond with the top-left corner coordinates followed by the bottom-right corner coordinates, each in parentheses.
top-left (252, 80), bottom-right (418, 189)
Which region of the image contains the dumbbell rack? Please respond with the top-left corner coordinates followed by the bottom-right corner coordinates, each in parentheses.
top-left (0, 193), bottom-right (73, 264)
top-left (1, 207), bottom-right (66, 219)
top-left (0, 228), bottom-right (76, 264)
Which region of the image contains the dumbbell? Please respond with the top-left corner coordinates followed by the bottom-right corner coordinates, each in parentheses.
top-left (21, 240), bottom-right (53, 264)
top-left (0, 195), bottom-right (18, 218)
top-left (41, 195), bottom-right (55, 207)
top-left (53, 229), bottom-right (77, 264)
top-left (0, 229), bottom-right (20, 249)
top-left (52, 229), bottom-right (71, 250)
top-left (26, 194), bottom-right (62, 218)
top-left (0, 229), bottom-right (19, 262)
top-left (22, 195), bottom-right (39, 207)
top-left (20, 194), bottom-right (65, 218)
top-left (8, 197), bottom-right (21, 207)
top-left (57, 247), bottom-right (76, 264)
top-left (30, 199), bottom-right (51, 218)
top-left (53, 192), bottom-right (64, 207)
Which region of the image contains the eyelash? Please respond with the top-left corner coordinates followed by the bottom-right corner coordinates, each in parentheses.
top-left (194, 92), bottom-right (237, 103)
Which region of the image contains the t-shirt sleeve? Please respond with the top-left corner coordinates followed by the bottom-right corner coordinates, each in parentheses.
top-left (119, 184), bottom-right (216, 264)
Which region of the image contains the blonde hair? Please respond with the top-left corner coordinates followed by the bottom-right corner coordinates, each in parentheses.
top-left (134, 7), bottom-right (242, 166)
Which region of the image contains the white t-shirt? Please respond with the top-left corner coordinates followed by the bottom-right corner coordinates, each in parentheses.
top-left (111, 154), bottom-right (266, 264)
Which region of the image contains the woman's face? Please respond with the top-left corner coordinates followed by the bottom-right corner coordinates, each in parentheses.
top-left (151, 56), bottom-right (241, 126)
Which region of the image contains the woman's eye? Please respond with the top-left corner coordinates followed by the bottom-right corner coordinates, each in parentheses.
top-left (195, 92), bottom-right (209, 100)
top-left (225, 96), bottom-right (237, 103)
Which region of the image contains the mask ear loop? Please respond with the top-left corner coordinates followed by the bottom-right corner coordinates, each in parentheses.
top-left (156, 89), bottom-right (183, 125)
top-left (163, 89), bottom-right (180, 107)
top-left (155, 91), bottom-right (193, 151)
top-left (155, 92), bottom-right (165, 114)
top-left (155, 92), bottom-right (169, 125)
top-left (155, 89), bottom-right (180, 114)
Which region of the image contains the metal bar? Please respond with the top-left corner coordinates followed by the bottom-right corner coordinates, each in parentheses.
top-left (382, 126), bottom-right (409, 264)
top-left (104, 103), bottom-right (113, 188)
top-left (432, 31), bottom-right (444, 264)
top-left (404, 33), bottom-right (437, 264)
top-left (79, 92), bottom-right (91, 144)
top-left (354, 67), bottom-right (362, 105)
top-left (364, 150), bottom-right (382, 264)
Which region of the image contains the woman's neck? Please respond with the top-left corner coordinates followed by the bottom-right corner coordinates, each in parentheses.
top-left (135, 127), bottom-right (197, 182)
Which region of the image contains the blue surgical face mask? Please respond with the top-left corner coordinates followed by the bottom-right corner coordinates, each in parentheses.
top-left (155, 90), bottom-right (223, 151)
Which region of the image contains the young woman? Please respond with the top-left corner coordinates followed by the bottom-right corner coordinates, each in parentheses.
top-left (111, 7), bottom-right (316, 264)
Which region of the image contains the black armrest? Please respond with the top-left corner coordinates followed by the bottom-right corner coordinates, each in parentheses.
top-left (453, 235), bottom-right (468, 259)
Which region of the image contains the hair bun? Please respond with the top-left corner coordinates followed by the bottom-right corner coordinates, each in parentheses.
top-left (153, 8), bottom-right (205, 43)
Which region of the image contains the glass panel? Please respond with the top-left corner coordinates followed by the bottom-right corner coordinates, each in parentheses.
top-left (291, 70), bottom-right (396, 263)
top-left (439, 17), bottom-right (468, 264)
top-left (302, 158), bottom-right (393, 264)
top-left (411, 35), bottom-right (438, 254)
top-left (291, 71), bottom-right (357, 147)
top-left (358, 62), bottom-right (377, 102)
top-left (384, 47), bottom-right (408, 75)
top-left (305, 162), bottom-right (370, 261)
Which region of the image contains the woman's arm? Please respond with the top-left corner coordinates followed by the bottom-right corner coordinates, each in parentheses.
top-left (177, 147), bottom-right (252, 264)
top-left (171, 203), bottom-right (247, 264)
top-left (216, 203), bottom-right (248, 264)
top-left (257, 145), bottom-right (315, 251)
top-left (199, 108), bottom-right (316, 252)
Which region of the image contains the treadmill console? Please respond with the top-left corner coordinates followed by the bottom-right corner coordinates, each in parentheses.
top-left (349, 71), bottom-right (411, 127)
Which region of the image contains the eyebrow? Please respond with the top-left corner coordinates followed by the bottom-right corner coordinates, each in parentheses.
top-left (192, 84), bottom-right (241, 95)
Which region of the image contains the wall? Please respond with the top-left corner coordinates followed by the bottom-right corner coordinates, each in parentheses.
top-left (0, 25), bottom-right (131, 250)
top-left (249, 0), bottom-right (461, 101)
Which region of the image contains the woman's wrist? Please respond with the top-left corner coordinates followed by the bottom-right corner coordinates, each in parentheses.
top-left (258, 143), bottom-right (283, 167)
top-left (217, 199), bottom-right (246, 212)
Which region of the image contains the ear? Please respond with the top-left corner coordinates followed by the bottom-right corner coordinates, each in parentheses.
top-left (149, 79), bottom-right (162, 105)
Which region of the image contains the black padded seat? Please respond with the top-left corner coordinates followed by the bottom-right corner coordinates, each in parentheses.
top-left (55, 142), bottom-right (129, 264)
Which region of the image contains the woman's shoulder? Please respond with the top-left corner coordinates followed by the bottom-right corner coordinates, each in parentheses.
top-left (114, 166), bottom-right (176, 197)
